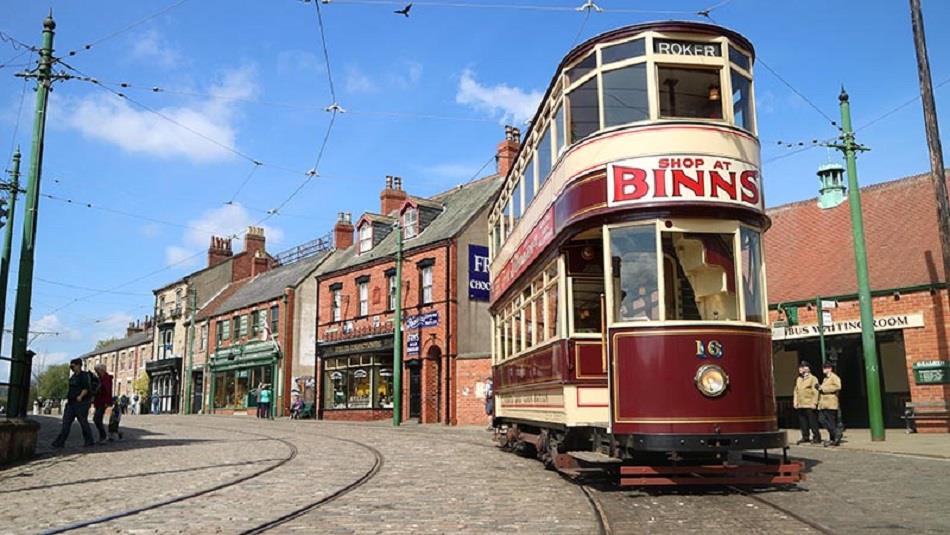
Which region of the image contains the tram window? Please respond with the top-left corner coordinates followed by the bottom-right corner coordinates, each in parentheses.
top-left (729, 46), bottom-right (751, 71)
top-left (504, 198), bottom-right (513, 237)
top-left (609, 226), bottom-right (659, 321)
top-left (658, 67), bottom-right (723, 120)
top-left (572, 277), bottom-right (604, 333)
top-left (602, 38), bottom-right (645, 65)
top-left (662, 232), bottom-right (738, 321)
top-left (523, 287), bottom-right (534, 349)
top-left (741, 227), bottom-right (765, 324)
top-left (538, 126), bottom-right (552, 184)
top-left (512, 306), bottom-right (522, 354)
top-left (554, 104), bottom-right (566, 155)
top-left (512, 179), bottom-right (523, 225)
top-left (603, 63), bottom-right (649, 127)
top-left (731, 70), bottom-right (753, 131)
top-left (567, 54), bottom-right (596, 84)
top-left (492, 218), bottom-right (501, 253)
top-left (524, 158), bottom-right (536, 209)
top-left (568, 76), bottom-right (600, 142)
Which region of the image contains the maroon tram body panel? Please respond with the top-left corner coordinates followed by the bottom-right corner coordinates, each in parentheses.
top-left (609, 326), bottom-right (777, 435)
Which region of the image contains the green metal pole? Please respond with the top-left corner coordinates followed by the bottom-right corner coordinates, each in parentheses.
top-left (8, 13), bottom-right (54, 418)
top-left (816, 296), bottom-right (826, 366)
top-left (184, 289), bottom-right (196, 414)
top-left (838, 88), bottom-right (885, 441)
top-left (392, 222), bottom-right (403, 427)
top-left (0, 148), bottom-right (21, 357)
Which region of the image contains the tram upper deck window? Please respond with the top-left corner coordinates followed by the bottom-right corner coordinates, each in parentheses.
top-left (567, 54), bottom-right (596, 84)
top-left (524, 157), bottom-right (536, 208)
top-left (538, 126), bottom-right (552, 182)
top-left (731, 70), bottom-right (753, 131)
top-left (658, 67), bottom-right (723, 120)
top-left (729, 46), bottom-right (751, 71)
top-left (554, 104), bottom-right (566, 155)
top-left (663, 232), bottom-right (738, 321)
top-left (609, 226), bottom-right (659, 321)
top-left (568, 77), bottom-right (600, 142)
top-left (602, 38), bottom-right (645, 65)
top-left (603, 63), bottom-right (649, 127)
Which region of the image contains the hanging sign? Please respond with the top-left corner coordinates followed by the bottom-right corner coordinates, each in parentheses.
top-left (469, 245), bottom-right (491, 301)
top-left (821, 311), bottom-right (833, 325)
top-left (772, 313), bottom-right (924, 341)
top-left (407, 332), bottom-right (420, 355)
top-left (405, 311), bottom-right (439, 330)
top-left (607, 156), bottom-right (763, 213)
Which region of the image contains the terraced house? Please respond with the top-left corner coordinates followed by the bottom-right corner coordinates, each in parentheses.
top-left (81, 318), bottom-right (153, 403)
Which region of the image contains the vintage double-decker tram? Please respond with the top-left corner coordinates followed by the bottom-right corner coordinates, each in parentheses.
top-left (488, 21), bottom-right (801, 485)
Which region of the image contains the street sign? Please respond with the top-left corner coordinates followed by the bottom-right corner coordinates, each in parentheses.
top-left (821, 310), bottom-right (833, 325)
top-left (821, 300), bottom-right (837, 310)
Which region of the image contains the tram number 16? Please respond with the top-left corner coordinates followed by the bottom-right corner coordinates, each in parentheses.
top-left (695, 340), bottom-right (724, 359)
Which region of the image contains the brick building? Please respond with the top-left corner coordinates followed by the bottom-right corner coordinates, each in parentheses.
top-left (81, 318), bottom-right (153, 403)
top-left (315, 171), bottom-right (502, 425)
top-left (765, 166), bottom-right (950, 432)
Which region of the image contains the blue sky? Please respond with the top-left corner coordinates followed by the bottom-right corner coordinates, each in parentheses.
top-left (2, 0), bottom-right (950, 370)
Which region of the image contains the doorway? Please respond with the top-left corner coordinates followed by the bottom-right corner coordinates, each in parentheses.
top-left (192, 371), bottom-right (204, 413)
top-left (408, 362), bottom-right (422, 419)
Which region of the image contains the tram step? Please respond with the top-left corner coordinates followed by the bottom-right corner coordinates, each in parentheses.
top-left (568, 451), bottom-right (623, 464)
top-left (558, 467), bottom-right (608, 479)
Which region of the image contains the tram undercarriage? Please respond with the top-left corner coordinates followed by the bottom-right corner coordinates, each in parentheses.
top-left (494, 420), bottom-right (804, 486)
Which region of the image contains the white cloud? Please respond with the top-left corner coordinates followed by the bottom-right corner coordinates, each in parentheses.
top-left (345, 65), bottom-right (377, 94)
top-left (31, 314), bottom-right (82, 341)
top-left (164, 203), bottom-right (283, 268)
top-left (59, 65), bottom-right (258, 163)
top-left (131, 29), bottom-right (180, 69)
top-left (456, 68), bottom-right (542, 125)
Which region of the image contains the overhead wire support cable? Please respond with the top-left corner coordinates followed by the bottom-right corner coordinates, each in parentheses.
top-left (324, 0), bottom-right (693, 14)
top-left (313, 0), bottom-right (338, 103)
top-left (62, 0), bottom-right (191, 58)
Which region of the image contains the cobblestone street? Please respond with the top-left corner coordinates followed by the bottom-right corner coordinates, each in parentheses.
top-left (1, 416), bottom-right (948, 534)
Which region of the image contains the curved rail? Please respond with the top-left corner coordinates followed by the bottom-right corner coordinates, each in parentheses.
top-left (579, 485), bottom-right (612, 535)
top-left (727, 485), bottom-right (834, 534)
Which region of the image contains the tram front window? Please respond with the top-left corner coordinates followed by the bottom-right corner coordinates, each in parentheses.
top-left (658, 67), bottom-right (723, 120)
top-left (572, 278), bottom-right (603, 333)
top-left (609, 226), bottom-right (659, 321)
top-left (663, 232), bottom-right (738, 321)
top-left (741, 227), bottom-right (765, 323)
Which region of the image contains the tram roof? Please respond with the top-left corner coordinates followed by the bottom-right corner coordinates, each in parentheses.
top-left (765, 171), bottom-right (949, 303)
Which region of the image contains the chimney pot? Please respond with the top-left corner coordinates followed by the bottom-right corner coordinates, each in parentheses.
top-left (496, 125), bottom-right (522, 177)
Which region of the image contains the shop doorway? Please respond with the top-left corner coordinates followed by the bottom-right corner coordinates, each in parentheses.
top-left (192, 371), bottom-right (203, 413)
top-left (408, 362), bottom-right (422, 419)
top-left (773, 331), bottom-right (910, 428)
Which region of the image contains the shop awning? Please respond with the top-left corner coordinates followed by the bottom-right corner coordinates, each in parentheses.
top-left (210, 341), bottom-right (280, 372)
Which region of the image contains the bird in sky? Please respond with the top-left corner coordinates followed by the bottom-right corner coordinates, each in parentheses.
top-left (394, 3), bottom-right (412, 17)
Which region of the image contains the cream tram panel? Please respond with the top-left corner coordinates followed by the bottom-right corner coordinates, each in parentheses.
top-left (496, 385), bottom-right (609, 427)
top-left (491, 126), bottom-right (760, 281)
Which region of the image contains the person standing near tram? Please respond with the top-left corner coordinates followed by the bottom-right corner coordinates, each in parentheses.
top-left (819, 361), bottom-right (843, 446)
top-left (793, 361), bottom-right (822, 445)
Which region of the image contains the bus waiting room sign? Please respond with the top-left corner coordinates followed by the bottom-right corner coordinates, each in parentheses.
top-left (607, 156), bottom-right (764, 213)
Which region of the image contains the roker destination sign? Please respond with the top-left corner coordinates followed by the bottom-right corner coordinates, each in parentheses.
top-left (607, 156), bottom-right (763, 213)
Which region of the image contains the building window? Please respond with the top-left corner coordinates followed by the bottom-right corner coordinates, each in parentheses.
top-left (387, 274), bottom-right (397, 311)
top-left (359, 224), bottom-right (373, 253)
top-left (404, 208), bottom-right (418, 239)
top-left (331, 289), bottom-right (342, 322)
top-left (212, 365), bottom-right (272, 410)
top-left (421, 266), bottom-right (433, 304)
top-left (162, 330), bottom-right (173, 358)
top-left (217, 320), bottom-right (228, 345)
top-left (232, 316), bottom-right (240, 341)
top-left (239, 314), bottom-right (248, 338)
top-left (270, 305), bottom-right (279, 337)
top-left (359, 282), bottom-right (369, 316)
top-left (199, 324), bottom-right (208, 351)
top-left (322, 355), bottom-right (393, 410)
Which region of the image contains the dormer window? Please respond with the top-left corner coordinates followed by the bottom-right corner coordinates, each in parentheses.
top-left (359, 224), bottom-right (373, 253)
top-left (404, 208), bottom-right (418, 239)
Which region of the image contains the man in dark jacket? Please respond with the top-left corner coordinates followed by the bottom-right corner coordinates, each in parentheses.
top-left (91, 363), bottom-right (113, 443)
top-left (51, 358), bottom-right (95, 448)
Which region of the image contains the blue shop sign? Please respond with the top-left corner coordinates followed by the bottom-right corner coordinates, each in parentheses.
top-left (407, 332), bottom-right (420, 354)
top-left (468, 244), bottom-right (490, 301)
top-left (405, 311), bottom-right (439, 329)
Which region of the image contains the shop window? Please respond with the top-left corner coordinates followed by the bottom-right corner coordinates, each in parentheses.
top-left (662, 231), bottom-right (737, 321)
top-left (359, 282), bottom-right (369, 316)
top-left (270, 305), bottom-right (279, 336)
top-left (212, 365), bottom-right (273, 409)
top-left (331, 289), bottom-right (342, 322)
top-left (731, 70), bottom-right (753, 131)
top-left (601, 38), bottom-right (645, 64)
top-left (323, 356), bottom-right (394, 410)
top-left (569, 76), bottom-right (599, 142)
top-left (524, 158), bottom-right (536, 209)
top-left (658, 67), bottom-right (723, 120)
top-left (603, 63), bottom-right (648, 127)
top-left (609, 225), bottom-right (659, 322)
top-left (740, 227), bottom-right (764, 323)
top-left (359, 224), bottom-right (373, 253)
top-left (404, 208), bottom-right (419, 239)
top-left (538, 126), bottom-right (552, 184)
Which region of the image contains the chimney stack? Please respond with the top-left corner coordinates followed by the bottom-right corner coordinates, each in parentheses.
top-left (244, 226), bottom-right (266, 256)
top-left (208, 235), bottom-right (234, 267)
top-left (334, 211), bottom-right (355, 250)
top-left (380, 175), bottom-right (408, 215)
top-left (496, 125), bottom-right (521, 177)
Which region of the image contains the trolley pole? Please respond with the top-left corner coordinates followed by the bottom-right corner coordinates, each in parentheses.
top-left (0, 148), bottom-right (21, 357)
top-left (8, 13), bottom-right (55, 418)
top-left (184, 289), bottom-right (197, 414)
top-left (909, 0), bottom-right (950, 315)
top-left (392, 221), bottom-right (403, 427)
top-left (831, 89), bottom-right (885, 441)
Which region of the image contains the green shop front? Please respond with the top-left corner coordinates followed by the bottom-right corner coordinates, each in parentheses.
top-left (209, 340), bottom-right (279, 416)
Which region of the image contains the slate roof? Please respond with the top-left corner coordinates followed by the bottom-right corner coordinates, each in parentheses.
top-left (80, 330), bottom-right (152, 360)
top-left (319, 174), bottom-right (503, 275)
top-left (764, 172), bottom-right (947, 304)
top-left (209, 251), bottom-right (331, 317)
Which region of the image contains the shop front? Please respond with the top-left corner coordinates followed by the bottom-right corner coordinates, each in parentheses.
top-left (209, 341), bottom-right (279, 416)
top-left (146, 357), bottom-right (182, 414)
top-left (318, 332), bottom-right (394, 421)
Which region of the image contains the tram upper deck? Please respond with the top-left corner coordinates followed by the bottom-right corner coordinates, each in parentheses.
top-left (488, 21), bottom-right (762, 307)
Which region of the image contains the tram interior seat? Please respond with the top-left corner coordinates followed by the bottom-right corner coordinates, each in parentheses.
top-left (672, 235), bottom-right (737, 321)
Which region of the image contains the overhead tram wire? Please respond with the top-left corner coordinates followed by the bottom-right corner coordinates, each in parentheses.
top-left (7, 51), bottom-right (31, 160)
top-left (325, 0), bottom-right (694, 15)
top-left (62, 0), bottom-right (191, 58)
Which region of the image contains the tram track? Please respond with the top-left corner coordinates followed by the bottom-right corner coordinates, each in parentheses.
top-left (725, 486), bottom-right (834, 535)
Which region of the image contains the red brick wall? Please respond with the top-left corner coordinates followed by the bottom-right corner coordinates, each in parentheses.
top-left (771, 289), bottom-right (950, 432)
top-left (455, 357), bottom-right (492, 426)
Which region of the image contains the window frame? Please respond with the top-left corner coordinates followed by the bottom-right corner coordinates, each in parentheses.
top-left (492, 258), bottom-right (562, 364)
top-left (420, 266), bottom-right (434, 304)
top-left (358, 281), bottom-right (369, 316)
top-left (359, 224), bottom-right (373, 254)
top-left (331, 288), bottom-right (342, 322)
top-left (403, 207), bottom-right (419, 239)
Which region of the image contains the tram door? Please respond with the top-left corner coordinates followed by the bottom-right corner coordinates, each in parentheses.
top-left (408, 362), bottom-right (422, 419)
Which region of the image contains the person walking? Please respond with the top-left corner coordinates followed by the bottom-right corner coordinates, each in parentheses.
top-left (793, 361), bottom-right (822, 445)
top-left (91, 364), bottom-right (113, 444)
top-left (119, 394), bottom-right (129, 415)
top-left (258, 383), bottom-right (272, 419)
top-left (51, 359), bottom-right (95, 449)
top-left (484, 376), bottom-right (494, 431)
top-left (131, 393), bottom-right (140, 415)
top-left (151, 392), bottom-right (160, 415)
top-left (819, 361), bottom-right (843, 446)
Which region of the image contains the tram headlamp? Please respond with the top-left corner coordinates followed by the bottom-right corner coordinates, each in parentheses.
top-left (695, 364), bottom-right (728, 397)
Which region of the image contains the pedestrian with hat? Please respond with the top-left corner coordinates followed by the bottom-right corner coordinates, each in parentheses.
top-left (793, 361), bottom-right (822, 445)
top-left (819, 361), bottom-right (843, 446)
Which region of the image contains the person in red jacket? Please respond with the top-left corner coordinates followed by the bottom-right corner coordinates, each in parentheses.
top-left (92, 364), bottom-right (113, 444)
